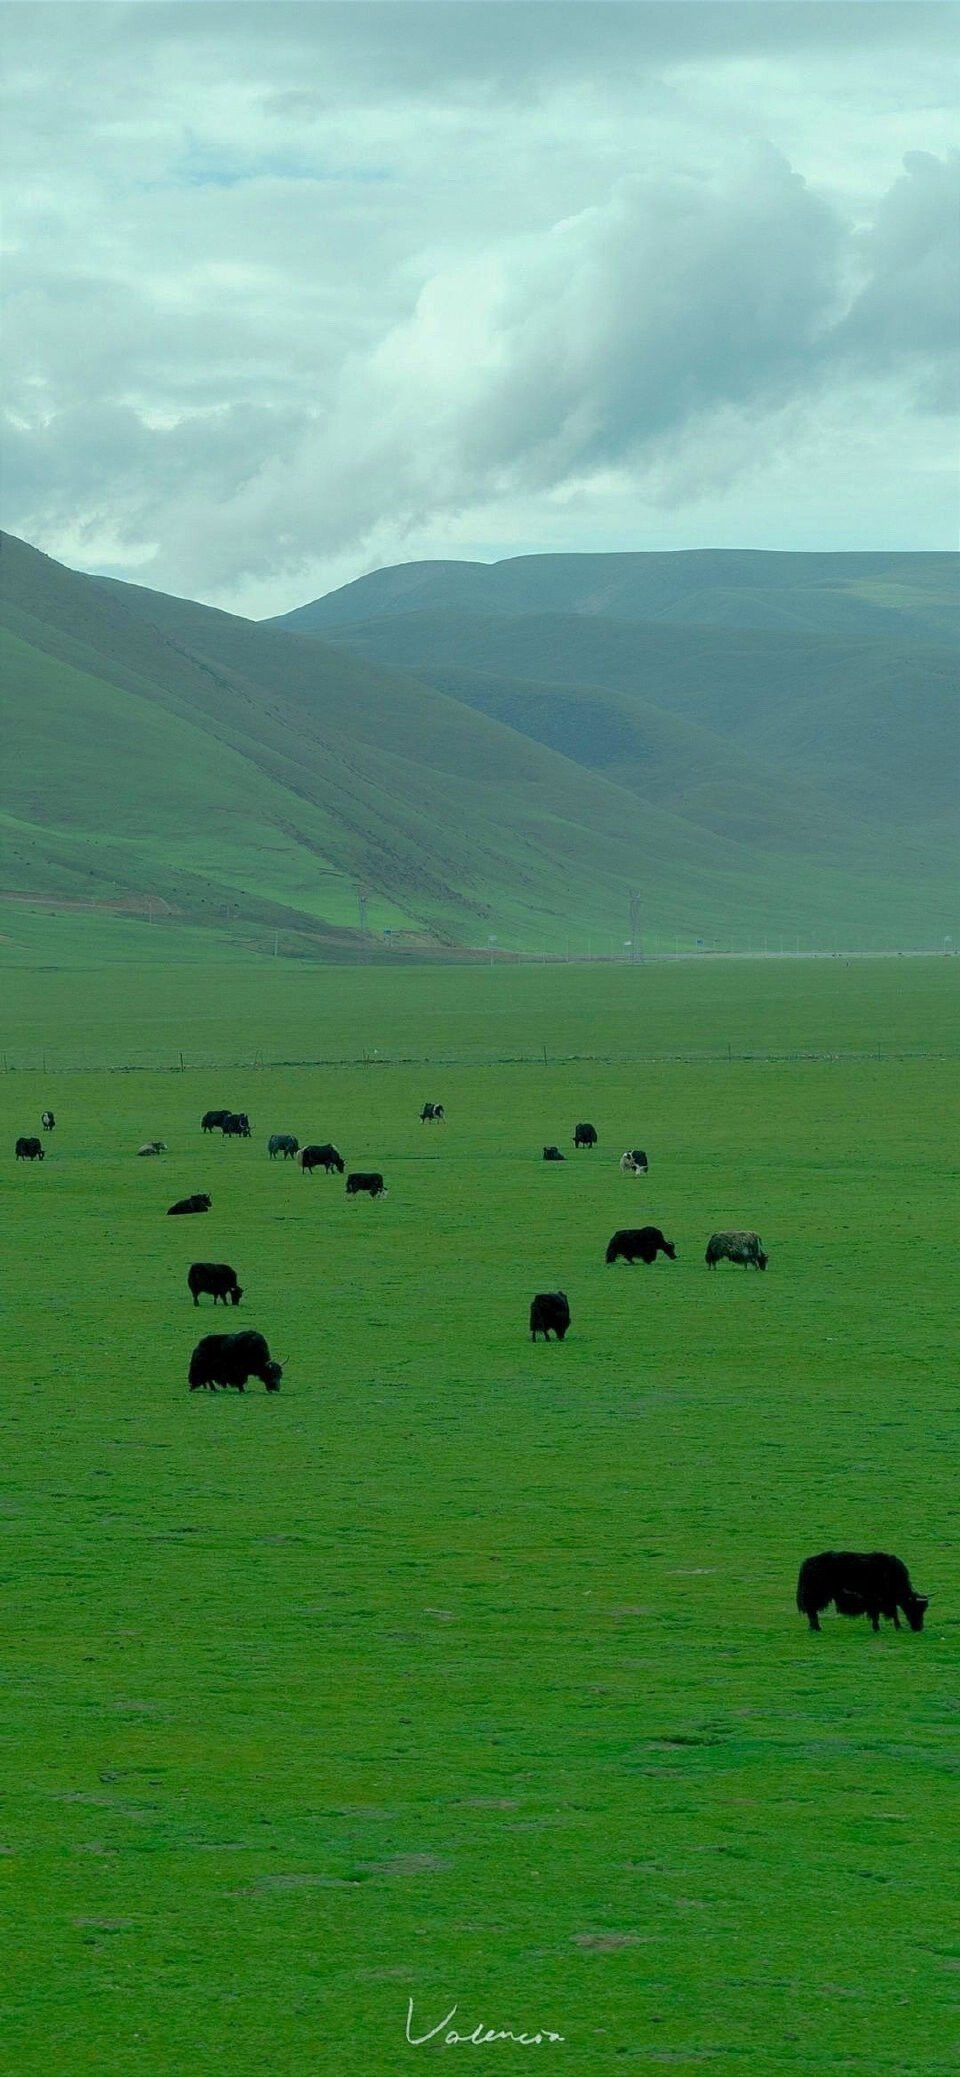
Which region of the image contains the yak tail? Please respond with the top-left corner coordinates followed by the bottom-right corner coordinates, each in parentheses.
top-left (604, 1239), bottom-right (618, 1264)
top-left (795, 1559), bottom-right (812, 1613)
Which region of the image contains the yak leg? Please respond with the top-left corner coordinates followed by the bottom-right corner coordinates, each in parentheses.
top-left (807, 1609), bottom-right (822, 1632)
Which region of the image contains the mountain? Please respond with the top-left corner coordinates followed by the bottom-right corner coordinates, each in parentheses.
top-left (270, 548), bottom-right (958, 916)
top-left (273, 549), bottom-right (958, 647)
top-left (303, 608), bottom-right (957, 833)
top-left (2, 532), bottom-right (955, 960)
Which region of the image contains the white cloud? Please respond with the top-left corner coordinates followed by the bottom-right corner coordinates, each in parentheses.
top-left (1, 2), bottom-right (957, 613)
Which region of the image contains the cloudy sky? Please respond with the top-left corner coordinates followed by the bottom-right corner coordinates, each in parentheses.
top-left (2, 1), bottom-right (957, 617)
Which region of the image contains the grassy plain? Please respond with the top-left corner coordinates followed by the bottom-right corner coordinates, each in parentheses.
top-left (1, 959), bottom-right (957, 2075)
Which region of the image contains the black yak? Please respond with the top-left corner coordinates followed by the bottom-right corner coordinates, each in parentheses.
top-left (346, 1171), bottom-right (386, 1197)
top-left (188, 1330), bottom-right (282, 1393)
top-left (222, 1112), bottom-right (251, 1138)
top-left (300, 1143), bottom-right (344, 1174)
top-left (796, 1551), bottom-right (928, 1634)
top-left (542, 1145), bottom-right (565, 1162)
top-left (530, 1292), bottom-right (571, 1341)
top-left (201, 1109), bottom-right (231, 1133)
top-left (15, 1136), bottom-right (44, 1162)
top-left (168, 1193), bottom-right (212, 1216)
top-left (605, 1226), bottom-right (676, 1265)
top-left (268, 1133), bottom-right (299, 1160)
top-left (420, 1102), bottom-right (445, 1122)
top-left (574, 1123), bottom-right (598, 1148)
top-left (705, 1230), bottom-right (768, 1270)
top-left (187, 1263), bottom-right (242, 1307)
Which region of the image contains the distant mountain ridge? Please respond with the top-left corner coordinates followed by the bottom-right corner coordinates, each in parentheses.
top-left (272, 548), bottom-right (958, 646)
top-left (1, 532), bottom-right (956, 959)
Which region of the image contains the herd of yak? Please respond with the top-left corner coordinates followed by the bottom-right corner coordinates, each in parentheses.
top-left (13, 1101), bottom-right (929, 1636)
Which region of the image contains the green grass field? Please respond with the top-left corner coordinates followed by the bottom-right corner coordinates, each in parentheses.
top-left (1, 959), bottom-right (957, 2075)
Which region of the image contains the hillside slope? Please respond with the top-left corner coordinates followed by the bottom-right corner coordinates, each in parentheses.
top-left (2, 533), bottom-right (955, 958)
top-left (317, 608), bottom-right (958, 833)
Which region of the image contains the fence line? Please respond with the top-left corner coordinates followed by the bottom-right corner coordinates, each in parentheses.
top-left (2, 1046), bottom-right (955, 1076)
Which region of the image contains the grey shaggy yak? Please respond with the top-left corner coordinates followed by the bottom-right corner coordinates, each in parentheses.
top-left (705, 1230), bottom-right (768, 1270)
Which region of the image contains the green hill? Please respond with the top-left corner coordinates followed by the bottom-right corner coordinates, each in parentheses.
top-left (273, 548), bottom-right (958, 646)
top-left (314, 608), bottom-right (957, 832)
top-left (1, 532), bottom-right (955, 959)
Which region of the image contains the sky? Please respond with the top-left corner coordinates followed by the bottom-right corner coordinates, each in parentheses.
top-left (2, 1), bottom-right (958, 618)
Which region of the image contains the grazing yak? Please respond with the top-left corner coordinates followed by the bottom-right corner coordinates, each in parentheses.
top-left (137, 1140), bottom-right (167, 1157)
top-left (300, 1143), bottom-right (344, 1175)
top-left (705, 1230), bottom-right (768, 1271)
top-left (201, 1109), bottom-right (231, 1133)
top-left (187, 1262), bottom-right (242, 1307)
top-left (222, 1112), bottom-right (251, 1139)
top-left (41, 1110), bottom-right (55, 1132)
top-left (620, 1149), bottom-right (649, 1174)
top-left (530, 1291), bottom-right (571, 1341)
top-left (542, 1145), bottom-right (565, 1162)
top-left (346, 1171), bottom-right (387, 1197)
top-left (574, 1123), bottom-right (598, 1148)
top-left (606, 1226), bottom-right (676, 1265)
top-left (268, 1133), bottom-right (299, 1160)
top-left (796, 1551), bottom-right (929, 1634)
top-left (168, 1193), bottom-right (212, 1216)
top-left (15, 1136), bottom-right (44, 1162)
top-left (420, 1102), bottom-right (445, 1122)
top-left (188, 1330), bottom-right (282, 1393)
